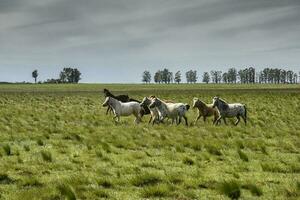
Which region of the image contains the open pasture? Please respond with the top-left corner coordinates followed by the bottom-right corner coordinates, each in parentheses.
top-left (0, 84), bottom-right (299, 199)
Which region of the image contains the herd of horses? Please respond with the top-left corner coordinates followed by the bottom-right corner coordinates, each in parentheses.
top-left (102, 89), bottom-right (247, 126)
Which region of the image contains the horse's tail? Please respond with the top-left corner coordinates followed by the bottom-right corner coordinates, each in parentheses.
top-left (185, 104), bottom-right (190, 111)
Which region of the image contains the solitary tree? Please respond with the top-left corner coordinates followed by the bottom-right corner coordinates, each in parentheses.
top-left (202, 72), bottom-right (210, 84)
top-left (174, 71), bottom-right (181, 84)
top-left (32, 70), bottom-right (38, 83)
top-left (142, 70), bottom-right (151, 84)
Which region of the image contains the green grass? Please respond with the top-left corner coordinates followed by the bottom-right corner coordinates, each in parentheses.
top-left (0, 83), bottom-right (299, 199)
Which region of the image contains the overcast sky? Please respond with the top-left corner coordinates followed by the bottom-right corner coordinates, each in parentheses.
top-left (0, 0), bottom-right (299, 83)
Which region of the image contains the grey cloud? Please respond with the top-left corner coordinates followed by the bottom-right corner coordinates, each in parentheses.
top-left (0, 0), bottom-right (299, 83)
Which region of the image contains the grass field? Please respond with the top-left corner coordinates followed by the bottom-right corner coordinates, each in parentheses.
top-left (0, 83), bottom-right (299, 200)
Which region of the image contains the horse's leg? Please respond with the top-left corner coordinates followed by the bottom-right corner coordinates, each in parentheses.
top-left (223, 117), bottom-right (227, 125)
top-left (235, 115), bottom-right (240, 126)
top-left (203, 116), bottom-right (206, 122)
top-left (148, 115), bottom-right (153, 124)
top-left (177, 117), bottom-right (182, 125)
top-left (106, 106), bottom-right (110, 115)
top-left (194, 114), bottom-right (201, 124)
top-left (183, 116), bottom-right (188, 126)
top-left (242, 114), bottom-right (247, 125)
top-left (215, 116), bottom-right (222, 125)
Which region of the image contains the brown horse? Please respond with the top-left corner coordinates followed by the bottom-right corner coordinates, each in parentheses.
top-left (192, 97), bottom-right (220, 124)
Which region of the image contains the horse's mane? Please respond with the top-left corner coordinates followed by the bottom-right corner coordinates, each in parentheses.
top-left (129, 98), bottom-right (141, 103)
top-left (103, 88), bottom-right (114, 98)
top-left (218, 98), bottom-right (228, 105)
top-left (197, 99), bottom-right (207, 107)
top-left (218, 97), bottom-right (229, 109)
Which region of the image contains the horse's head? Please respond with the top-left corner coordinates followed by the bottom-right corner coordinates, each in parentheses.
top-left (102, 97), bottom-right (110, 107)
top-left (212, 96), bottom-right (219, 108)
top-left (140, 97), bottom-right (150, 107)
top-left (149, 98), bottom-right (161, 109)
top-left (192, 98), bottom-right (199, 109)
top-left (103, 88), bottom-right (110, 97)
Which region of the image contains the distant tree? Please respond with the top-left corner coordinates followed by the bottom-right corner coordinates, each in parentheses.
top-left (227, 68), bottom-right (237, 83)
top-left (154, 70), bottom-right (163, 84)
top-left (142, 70), bottom-right (151, 84)
top-left (222, 72), bottom-right (229, 83)
top-left (174, 71), bottom-right (181, 84)
top-left (202, 72), bottom-right (210, 84)
top-left (59, 71), bottom-right (67, 83)
top-left (186, 70), bottom-right (197, 83)
top-left (210, 70), bottom-right (222, 84)
top-left (32, 70), bottom-right (38, 84)
top-left (59, 67), bottom-right (81, 83)
top-left (161, 68), bottom-right (171, 84)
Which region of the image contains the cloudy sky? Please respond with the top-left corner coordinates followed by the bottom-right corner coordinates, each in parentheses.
top-left (0, 0), bottom-right (299, 83)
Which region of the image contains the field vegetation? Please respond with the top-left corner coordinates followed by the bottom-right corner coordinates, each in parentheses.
top-left (0, 84), bottom-right (299, 199)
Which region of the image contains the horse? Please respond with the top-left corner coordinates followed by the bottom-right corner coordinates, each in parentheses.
top-left (102, 96), bottom-right (142, 124)
top-left (129, 98), bottom-right (151, 117)
top-left (149, 97), bottom-right (190, 126)
top-left (192, 98), bottom-right (220, 124)
top-left (140, 97), bottom-right (160, 124)
top-left (103, 89), bottom-right (130, 115)
top-left (212, 97), bottom-right (247, 126)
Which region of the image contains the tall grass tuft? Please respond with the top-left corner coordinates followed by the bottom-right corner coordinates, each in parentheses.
top-left (58, 184), bottom-right (76, 200)
top-left (237, 149), bottom-right (249, 162)
top-left (0, 174), bottom-right (14, 184)
top-left (242, 183), bottom-right (263, 196)
top-left (41, 150), bottom-right (52, 162)
top-left (132, 172), bottom-right (163, 187)
top-left (3, 144), bottom-right (11, 156)
top-left (37, 139), bottom-right (44, 146)
top-left (142, 184), bottom-right (170, 198)
top-left (97, 178), bottom-right (114, 188)
top-left (183, 156), bottom-right (195, 165)
top-left (219, 180), bottom-right (241, 200)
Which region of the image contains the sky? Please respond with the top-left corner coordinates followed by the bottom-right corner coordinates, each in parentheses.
top-left (0, 0), bottom-right (300, 83)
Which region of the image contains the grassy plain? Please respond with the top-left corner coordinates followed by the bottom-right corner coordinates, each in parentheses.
top-left (0, 83), bottom-right (299, 199)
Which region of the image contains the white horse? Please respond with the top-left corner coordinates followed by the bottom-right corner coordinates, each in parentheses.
top-left (212, 97), bottom-right (247, 126)
top-left (149, 98), bottom-right (190, 126)
top-left (140, 97), bottom-right (160, 124)
top-left (102, 96), bottom-right (142, 124)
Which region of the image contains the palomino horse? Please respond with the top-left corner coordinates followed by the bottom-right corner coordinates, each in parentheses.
top-left (192, 98), bottom-right (220, 124)
top-left (149, 98), bottom-right (190, 126)
top-left (212, 97), bottom-right (247, 126)
top-left (102, 96), bottom-right (142, 124)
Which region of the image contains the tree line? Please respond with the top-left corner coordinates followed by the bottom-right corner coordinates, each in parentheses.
top-left (31, 68), bottom-right (82, 84)
top-left (142, 67), bottom-right (299, 84)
